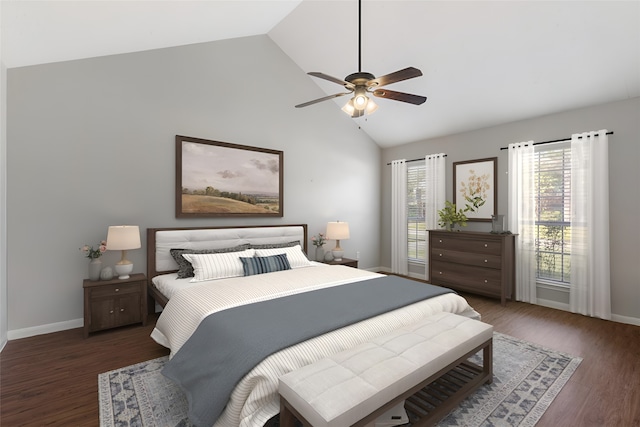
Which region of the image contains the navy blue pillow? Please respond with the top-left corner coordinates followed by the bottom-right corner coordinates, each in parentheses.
top-left (239, 254), bottom-right (291, 276)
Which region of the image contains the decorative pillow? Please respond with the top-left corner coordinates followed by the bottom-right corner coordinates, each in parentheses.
top-left (239, 254), bottom-right (291, 276)
top-left (249, 240), bottom-right (301, 250)
top-left (182, 248), bottom-right (255, 282)
top-left (254, 245), bottom-right (312, 269)
top-left (170, 244), bottom-right (251, 278)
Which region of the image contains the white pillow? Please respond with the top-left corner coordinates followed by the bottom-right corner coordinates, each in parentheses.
top-left (182, 248), bottom-right (255, 282)
top-left (254, 245), bottom-right (312, 269)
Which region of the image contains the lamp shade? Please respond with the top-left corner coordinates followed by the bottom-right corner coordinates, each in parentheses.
top-left (106, 225), bottom-right (141, 250)
top-left (326, 222), bottom-right (350, 240)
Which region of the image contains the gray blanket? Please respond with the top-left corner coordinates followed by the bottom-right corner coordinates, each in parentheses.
top-left (162, 275), bottom-right (453, 427)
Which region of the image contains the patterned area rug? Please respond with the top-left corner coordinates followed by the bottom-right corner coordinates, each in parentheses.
top-left (98, 333), bottom-right (582, 427)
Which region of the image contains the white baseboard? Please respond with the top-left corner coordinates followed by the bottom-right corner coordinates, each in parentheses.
top-left (536, 298), bottom-right (569, 311)
top-left (536, 298), bottom-right (640, 327)
top-left (7, 318), bottom-right (83, 340)
top-left (611, 313), bottom-right (640, 327)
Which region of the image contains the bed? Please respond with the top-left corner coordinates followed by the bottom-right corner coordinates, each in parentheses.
top-left (147, 224), bottom-right (480, 427)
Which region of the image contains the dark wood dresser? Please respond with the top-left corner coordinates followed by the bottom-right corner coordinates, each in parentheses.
top-left (429, 230), bottom-right (516, 305)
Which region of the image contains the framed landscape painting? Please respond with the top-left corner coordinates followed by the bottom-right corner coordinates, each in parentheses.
top-left (176, 135), bottom-right (283, 218)
top-left (453, 157), bottom-right (497, 221)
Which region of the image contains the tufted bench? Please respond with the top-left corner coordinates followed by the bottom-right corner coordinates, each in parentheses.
top-left (279, 312), bottom-right (493, 427)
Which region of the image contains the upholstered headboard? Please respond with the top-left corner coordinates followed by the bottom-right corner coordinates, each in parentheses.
top-left (146, 224), bottom-right (307, 280)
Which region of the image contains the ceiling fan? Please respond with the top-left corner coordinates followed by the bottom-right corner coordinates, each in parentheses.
top-left (295, 0), bottom-right (427, 118)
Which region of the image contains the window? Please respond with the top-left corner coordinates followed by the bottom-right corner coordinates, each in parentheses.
top-left (534, 143), bottom-right (571, 284)
top-left (407, 164), bottom-right (426, 262)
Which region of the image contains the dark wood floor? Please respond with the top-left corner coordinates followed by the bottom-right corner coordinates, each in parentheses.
top-left (2, 292), bottom-right (639, 427)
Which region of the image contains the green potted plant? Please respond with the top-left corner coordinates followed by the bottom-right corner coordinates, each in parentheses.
top-left (437, 201), bottom-right (468, 231)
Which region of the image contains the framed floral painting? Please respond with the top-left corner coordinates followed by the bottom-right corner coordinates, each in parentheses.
top-left (176, 135), bottom-right (283, 218)
top-left (453, 157), bottom-right (497, 221)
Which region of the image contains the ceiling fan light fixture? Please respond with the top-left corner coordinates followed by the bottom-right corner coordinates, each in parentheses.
top-left (342, 99), bottom-right (366, 118)
top-left (341, 99), bottom-right (355, 115)
top-left (365, 98), bottom-right (378, 115)
top-left (342, 87), bottom-right (377, 117)
top-left (354, 88), bottom-right (369, 110)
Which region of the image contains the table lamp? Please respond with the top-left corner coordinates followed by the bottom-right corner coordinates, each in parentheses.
top-left (106, 225), bottom-right (141, 279)
top-left (326, 221), bottom-right (350, 261)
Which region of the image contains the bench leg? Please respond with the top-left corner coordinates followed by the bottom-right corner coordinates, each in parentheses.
top-left (484, 338), bottom-right (493, 384)
top-left (280, 399), bottom-right (298, 427)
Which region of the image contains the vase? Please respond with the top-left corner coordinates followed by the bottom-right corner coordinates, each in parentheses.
top-left (100, 266), bottom-right (114, 281)
top-left (315, 247), bottom-right (325, 262)
top-left (88, 258), bottom-right (102, 281)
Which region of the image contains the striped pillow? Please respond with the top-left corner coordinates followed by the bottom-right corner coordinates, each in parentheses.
top-left (239, 254), bottom-right (291, 276)
top-left (182, 249), bottom-right (255, 282)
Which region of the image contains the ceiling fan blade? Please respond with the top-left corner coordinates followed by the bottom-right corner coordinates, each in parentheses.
top-left (372, 89), bottom-right (427, 105)
top-left (367, 67), bottom-right (423, 88)
top-left (308, 72), bottom-right (355, 89)
top-left (295, 92), bottom-right (351, 108)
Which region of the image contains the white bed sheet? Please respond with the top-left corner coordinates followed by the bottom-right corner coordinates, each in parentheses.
top-left (151, 272), bottom-right (200, 300)
top-left (151, 264), bottom-right (480, 427)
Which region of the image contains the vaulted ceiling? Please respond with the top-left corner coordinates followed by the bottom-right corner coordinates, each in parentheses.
top-left (3, 1), bottom-right (639, 147)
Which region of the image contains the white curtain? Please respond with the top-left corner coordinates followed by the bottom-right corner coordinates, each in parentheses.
top-left (391, 159), bottom-right (408, 275)
top-left (424, 153), bottom-right (446, 280)
top-left (508, 142), bottom-right (537, 303)
top-left (570, 130), bottom-right (611, 319)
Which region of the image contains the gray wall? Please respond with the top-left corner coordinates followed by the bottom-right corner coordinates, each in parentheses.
top-left (6, 35), bottom-right (381, 335)
top-left (381, 97), bottom-right (640, 323)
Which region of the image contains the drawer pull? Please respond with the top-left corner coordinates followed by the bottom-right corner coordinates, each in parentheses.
top-left (439, 271), bottom-right (443, 275)
top-left (109, 310), bottom-right (114, 314)
top-left (120, 308), bottom-right (125, 312)
top-left (484, 259), bottom-right (488, 263)
top-left (439, 253), bottom-right (443, 257)
top-left (484, 279), bottom-right (488, 283)
top-left (115, 288), bottom-right (120, 292)
top-left (484, 244), bottom-right (488, 248)
top-left (439, 239), bottom-right (443, 243)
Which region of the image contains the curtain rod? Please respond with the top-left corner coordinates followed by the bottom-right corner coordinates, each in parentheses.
top-left (499, 131), bottom-right (614, 150)
top-left (385, 154), bottom-right (447, 166)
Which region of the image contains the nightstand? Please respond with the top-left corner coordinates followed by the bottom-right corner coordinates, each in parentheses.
top-left (83, 273), bottom-right (147, 338)
top-left (324, 257), bottom-right (359, 268)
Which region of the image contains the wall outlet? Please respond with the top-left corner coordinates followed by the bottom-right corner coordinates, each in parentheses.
top-left (356, 251), bottom-right (360, 259)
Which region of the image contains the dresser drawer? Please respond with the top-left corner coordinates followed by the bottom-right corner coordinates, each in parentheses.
top-left (431, 248), bottom-right (502, 269)
top-left (90, 282), bottom-right (141, 298)
top-left (430, 235), bottom-right (502, 255)
top-left (431, 261), bottom-right (503, 294)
